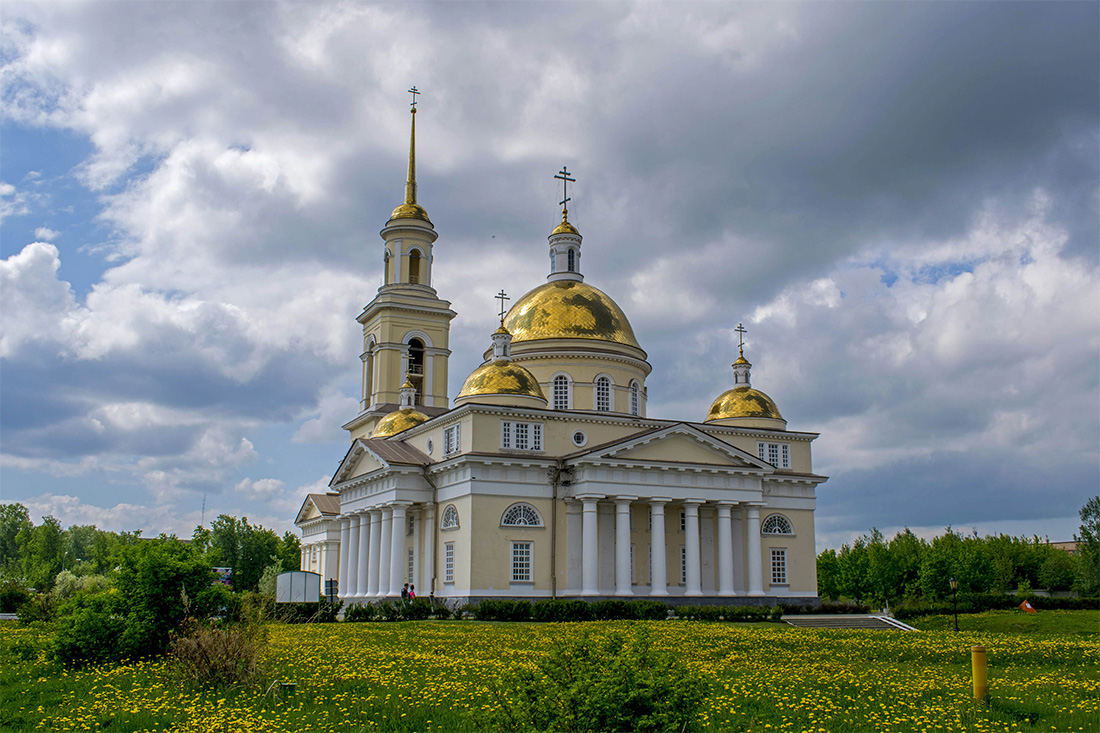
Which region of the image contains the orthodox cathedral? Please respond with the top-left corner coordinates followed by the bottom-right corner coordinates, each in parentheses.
top-left (295, 95), bottom-right (826, 606)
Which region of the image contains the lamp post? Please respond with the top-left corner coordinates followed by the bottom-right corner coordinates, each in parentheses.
top-left (950, 577), bottom-right (959, 632)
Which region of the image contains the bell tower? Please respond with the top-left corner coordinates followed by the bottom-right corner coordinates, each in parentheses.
top-left (344, 88), bottom-right (456, 441)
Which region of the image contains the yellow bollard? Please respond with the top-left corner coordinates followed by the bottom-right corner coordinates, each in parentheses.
top-left (972, 645), bottom-right (988, 701)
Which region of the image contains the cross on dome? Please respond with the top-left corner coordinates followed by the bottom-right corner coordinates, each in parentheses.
top-left (554, 166), bottom-right (576, 222)
top-left (408, 86), bottom-right (420, 108)
top-left (735, 322), bottom-right (747, 358)
top-left (495, 289), bottom-right (510, 324)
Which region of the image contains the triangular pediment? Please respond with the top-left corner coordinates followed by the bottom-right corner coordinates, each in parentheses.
top-left (295, 496), bottom-right (322, 524)
top-left (569, 423), bottom-right (771, 471)
top-left (330, 438), bottom-right (432, 487)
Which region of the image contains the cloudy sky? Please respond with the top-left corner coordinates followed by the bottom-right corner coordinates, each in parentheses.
top-left (2, 1), bottom-right (1096, 549)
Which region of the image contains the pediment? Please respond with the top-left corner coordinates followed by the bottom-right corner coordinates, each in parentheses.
top-left (570, 423), bottom-right (770, 471)
top-left (330, 438), bottom-right (432, 487)
top-left (295, 497), bottom-right (322, 524)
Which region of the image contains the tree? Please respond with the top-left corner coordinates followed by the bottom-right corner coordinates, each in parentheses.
top-left (1038, 550), bottom-right (1077, 592)
top-left (837, 538), bottom-right (870, 603)
top-left (207, 514), bottom-right (282, 592)
top-left (1075, 496), bottom-right (1100, 595)
top-left (865, 528), bottom-right (900, 607)
top-left (887, 528), bottom-right (926, 602)
top-left (816, 549), bottom-right (840, 601)
top-left (277, 531), bottom-right (301, 572)
top-left (0, 503), bottom-right (32, 575)
top-left (22, 515), bottom-right (64, 591)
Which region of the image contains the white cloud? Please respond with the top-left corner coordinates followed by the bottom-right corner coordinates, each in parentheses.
top-left (33, 226), bottom-right (59, 240)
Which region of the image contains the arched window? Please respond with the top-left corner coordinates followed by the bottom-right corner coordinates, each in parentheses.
top-left (364, 345), bottom-right (375, 406)
top-left (567, 248), bottom-right (576, 272)
top-left (630, 381), bottom-right (641, 416)
top-left (595, 376), bottom-right (611, 412)
top-left (550, 250), bottom-right (556, 273)
top-left (501, 503), bottom-right (543, 527)
top-left (761, 514), bottom-right (794, 535)
top-left (384, 251), bottom-right (392, 284)
top-left (441, 504), bottom-right (460, 530)
top-left (552, 374), bottom-right (570, 410)
top-left (408, 250), bottom-right (422, 284)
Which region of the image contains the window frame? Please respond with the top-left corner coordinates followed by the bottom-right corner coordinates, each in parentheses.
top-left (757, 441), bottom-right (791, 469)
top-left (761, 514), bottom-right (794, 535)
top-left (594, 375), bottom-right (612, 412)
top-left (630, 381), bottom-right (641, 416)
top-left (501, 420), bottom-right (544, 451)
top-left (443, 424), bottom-right (461, 456)
top-left (440, 504), bottom-right (460, 531)
top-left (770, 547), bottom-right (788, 585)
top-left (551, 374), bottom-right (571, 410)
top-left (511, 541), bottom-right (533, 583)
top-left (444, 542), bottom-right (455, 584)
top-left (501, 503), bottom-right (544, 528)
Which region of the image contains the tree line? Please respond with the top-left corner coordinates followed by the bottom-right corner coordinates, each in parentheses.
top-left (0, 503), bottom-right (300, 596)
top-left (816, 496), bottom-right (1100, 607)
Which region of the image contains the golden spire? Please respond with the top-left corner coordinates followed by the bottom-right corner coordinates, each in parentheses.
top-left (735, 322), bottom-right (747, 360)
top-left (390, 86), bottom-right (431, 223)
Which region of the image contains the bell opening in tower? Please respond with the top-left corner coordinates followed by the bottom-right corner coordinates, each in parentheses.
top-left (406, 338), bottom-right (425, 404)
top-left (408, 250), bottom-right (422, 284)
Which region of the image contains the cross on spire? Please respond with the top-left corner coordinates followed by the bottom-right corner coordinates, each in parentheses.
top-left (408, 86), bottom-right (420, 109)
top-left (554, 166), bottom-right (576, 220)
top-left (735, 322), bottom-right (747, 357)
top-left (495, 289), bottom-right (510, 324)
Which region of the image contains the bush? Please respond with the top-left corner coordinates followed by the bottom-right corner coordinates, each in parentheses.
top-left (475, 599), bottom-right (532, 622)
top-left (629, 600), bottom-right (670, 620)
top-left (0, 580), bottom-right (31, 613)
top-left (17, 592), bottom-right (57, 623)
top-left (531, 599), bottom-right (593, 622)
top-left (52, 594), bottom-right (126, 667)
top-left (344, 603), bottom-right (375, 622)
top-left (490, 627), bottom-right (707, 733)
top-left (169, 619), bottom-right (267, 689)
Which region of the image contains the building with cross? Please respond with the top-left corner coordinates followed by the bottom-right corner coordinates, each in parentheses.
top-left (294, 95), bottom-right (826, 606)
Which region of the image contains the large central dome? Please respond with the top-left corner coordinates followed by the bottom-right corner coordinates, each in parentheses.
top-left (504, 280), bottom-right (640, 348)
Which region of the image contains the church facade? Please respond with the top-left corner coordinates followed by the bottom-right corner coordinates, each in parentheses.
top-left (295, 98), bottom-right (826, 606)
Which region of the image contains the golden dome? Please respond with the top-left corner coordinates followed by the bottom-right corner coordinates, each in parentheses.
top-left (705, 387), bottom-right (783, 422)
top-left (373, 408), bottom-right (429, 438)
top-left (504, 280), bottom-right (640, 348)
top-left (733, 354), bottom-right (750, 366)
top-left (552, 219), bottom-right (579, 236)
top-left (457, 361), bottom-right (547, 402)
top-left (390, 202), bottom-right (432, 223)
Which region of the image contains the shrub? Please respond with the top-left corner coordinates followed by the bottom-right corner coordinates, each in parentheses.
top-left (475, 599), bottom-right (532, 622)
top-left (590, 599), bottom-right (637, 620)
top-left (628, 600), bottom-right (670, 620)
top-left (17, 592), bottom-right (57, 623)
top-left (531, 599), bottom-right (593, 622)
top-left (490, 626), bottom-right (707, 733)
top-left (344, 603), bottom-right (375, 622)
top-left (52, 594), bottom-right (126, 667)
top-left (169, 619), bottom-right (267, 689)
top-left (0, 580), bottom-right (31, 613)
top-left (403, 597), bottom-right (432, 620)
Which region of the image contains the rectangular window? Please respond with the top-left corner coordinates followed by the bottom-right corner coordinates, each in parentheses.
top-left (771, 548), bottom-right (788, 585)
top-left (630, 543), bottom-right (635, 583)
top-left (680, 546), bottom-right (687, 584)
top-left (758, 442), bottom-right (791, 469)
top-left (444, 424), bottom-right (461, 456)
top-left (501, 421), bottom-right (544, 451)
top-left (444, 542), bottom-right (455, 583)
top-left (679, 511), bottom-right (686, 532)
top-left (512, 541), bottom-right (532, 582)
top-left (407, 516), bottom-right (414, 537)
top-left (408, 548), bottom-right (415, 583)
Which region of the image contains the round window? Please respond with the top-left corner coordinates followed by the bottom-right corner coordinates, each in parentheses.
top-left (572, 431), bottom-right (587, 447)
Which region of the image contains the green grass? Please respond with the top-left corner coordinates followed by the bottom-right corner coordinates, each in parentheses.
top-left (911, 608), bottom-right (1099, 635)
top-left (1, 612), bottom-right (1097, 732)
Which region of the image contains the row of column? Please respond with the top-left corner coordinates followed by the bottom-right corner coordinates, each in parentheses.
top-left (579, 496), bottom-right (765, 597)
top-left (336, 502), bottom-right (436, 600)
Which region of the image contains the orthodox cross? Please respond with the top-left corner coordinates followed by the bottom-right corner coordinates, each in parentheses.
top-left (554, 166), bottom-right (576, 217)
top-left (735, 322), bottom-right (747, 356)
top-left (495, 289), bottom-right (510, 324)
top-left (408, 86), bottom-right (420, 108)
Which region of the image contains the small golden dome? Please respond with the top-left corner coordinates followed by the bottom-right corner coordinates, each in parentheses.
top-left (552, 219), bottom-right (579, 236)
top-left (457, 361), bottom-right (547, 402)
top-left (504, 280), bottom-right (640, 348)
top-left (390, 202), bottom-right (432, 223)
top-left (733, 355), bottom-right (750, 366)
top-left (494, 323), bottom-right (510, 335)
top-left (373, 408), bottom-right (429, 438)
top-left (704, 387), bottom-right (783, 422)
top-left (400, 378), bottom-right (415, 389)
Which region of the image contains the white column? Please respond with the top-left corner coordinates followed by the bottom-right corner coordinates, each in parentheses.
top-left (684, 500), bottom-right (703, 596)
top-left (614, 497), bottom-right (637, 596)
top-left (338, 517), bottom-right (351, 598)
top-left (746, 504), bottom-right (764, 596)
top-left (367, 510), bottom-right (382, 596)
top-left (422, 505), bottom-right (435, 594)
top-left (378, 507), bottom-right (393, 597)
top-left (716, 503), bottom-right (734, 596)
top-left (389, 503), bottom-right (409, 597)
top-left (356, 511), bottom-right (370, 599)
top-left (300, 547), bottom-right (306, 572)
top-left (346, 515), bottom-right (361, 599)
top-left (580, 496), bottom-right (602, 596)
top-left (649, 498), bottom-right (669, 596)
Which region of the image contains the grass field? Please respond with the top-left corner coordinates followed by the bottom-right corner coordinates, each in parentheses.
top-left (1, 610), bottom-right (1096, 732)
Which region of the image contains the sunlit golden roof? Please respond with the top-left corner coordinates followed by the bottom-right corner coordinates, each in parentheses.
top-left (372, 408), bottom-right (430, 438)
top-left (552, 219), bottom-right (579, 236)
top-left (457, 361), bottom-right (547, 401)
top-left (504, 280), bottom-right (640, 348)
top-left (390, 202), bottom-right (432, 223)
top-left (704, 387), bottom-right (783, 422)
